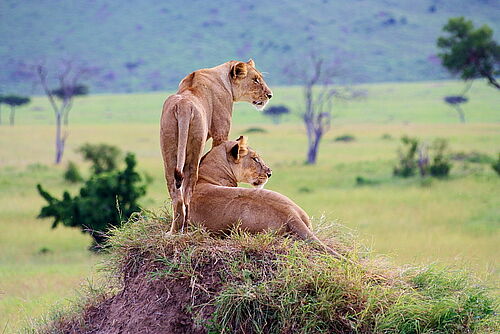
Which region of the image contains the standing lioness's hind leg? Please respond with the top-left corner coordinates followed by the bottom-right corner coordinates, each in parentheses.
top-left (181, 130), bottom-right (206, 224)
top-left (170, 188), bottom-right (185, 233)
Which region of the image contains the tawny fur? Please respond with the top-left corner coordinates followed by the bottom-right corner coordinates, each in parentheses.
top-left (189, 137), bottom-right (345, 259)
top-left (160, 60), bottom-right (272, 233)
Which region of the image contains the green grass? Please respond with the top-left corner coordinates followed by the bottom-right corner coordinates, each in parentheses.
top-left (0, 80), bottom-right (499, 332)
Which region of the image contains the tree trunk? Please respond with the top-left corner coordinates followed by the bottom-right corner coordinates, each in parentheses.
top-left (55, 112), bottom-right (65, 164)
top-left (63, 105), bottom-right (70, 125)
top-left (485, 74), bottom-right (500, 90)
top-left (306, 133), bottom-right (321, 164)
top-left (455, 106), bottom-right (466, 123)
top-left (9, 106), bottom-right (15, 126)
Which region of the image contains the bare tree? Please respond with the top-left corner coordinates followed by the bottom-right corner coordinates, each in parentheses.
top-left (36, 61), bottom-right (91, 164)
top-left (286, 53), bottom-right (349, 164)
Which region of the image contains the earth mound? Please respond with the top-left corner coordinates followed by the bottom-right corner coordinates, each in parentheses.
top-left (38, 212), bottom-right (497, 333)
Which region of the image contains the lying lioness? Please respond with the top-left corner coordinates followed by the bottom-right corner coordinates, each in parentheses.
top-left (189, 136), bottom-right (344, 258)
top-left (160, 60), bottom-right (272, 233)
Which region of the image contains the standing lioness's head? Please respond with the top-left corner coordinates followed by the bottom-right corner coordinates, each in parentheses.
top-left (230, 59), bottom-right (273, 110)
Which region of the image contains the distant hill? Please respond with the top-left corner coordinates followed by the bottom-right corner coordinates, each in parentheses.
top-left (1, 0), bottom-right (499, 94)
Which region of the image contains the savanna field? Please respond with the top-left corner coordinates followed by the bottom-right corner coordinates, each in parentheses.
top-left (0, 80), bottom-right (499, 331)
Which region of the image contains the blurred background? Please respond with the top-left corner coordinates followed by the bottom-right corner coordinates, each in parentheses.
top-left (0, 0), bottom-right (499, 331)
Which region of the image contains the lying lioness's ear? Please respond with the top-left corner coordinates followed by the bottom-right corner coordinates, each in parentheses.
top-left (236, 135), bottom-right (249, 156)
top-left (230, 62), bottom-right (248, 80)
top-left (247, 59), bottom-right (255, 67)
top-left (229, 136), bottom-right (249, 161)
top-left (230, 142), bottom-right (240, 161)
top-left (235, 135), bottom-right (248, 147)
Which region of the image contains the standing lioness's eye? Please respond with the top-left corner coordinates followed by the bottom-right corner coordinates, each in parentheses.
top-left (253, 78), bottom-right (260, 84)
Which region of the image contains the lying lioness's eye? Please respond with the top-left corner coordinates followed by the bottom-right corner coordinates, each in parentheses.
top-left (252, 157), bottom-right (259, 162)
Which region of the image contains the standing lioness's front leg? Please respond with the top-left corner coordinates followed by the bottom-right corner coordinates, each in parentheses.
top-left (210, 116), bottom-right (231, 147)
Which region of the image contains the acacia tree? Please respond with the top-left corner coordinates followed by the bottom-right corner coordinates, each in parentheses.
top-left (286, 53), bottom-right (348, 164)
top-left (437, 17), bottom-right (500, 89)
top-left (264, 105), bottom-right (290, 124)
top-left (2, 95), bottom-right (31, 126)
top-left (444, 95), bottom-right (468, 123)
top-left (36, 61), bottom-right (91, 164)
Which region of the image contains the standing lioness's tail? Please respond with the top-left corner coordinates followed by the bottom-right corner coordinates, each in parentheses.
top-left (174, 104), bottom-right (191, 189)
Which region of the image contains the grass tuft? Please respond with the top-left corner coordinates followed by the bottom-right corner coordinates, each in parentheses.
top-left (31, 210), bottom-right (499, 333)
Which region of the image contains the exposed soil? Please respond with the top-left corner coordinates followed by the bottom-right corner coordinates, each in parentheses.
top-left (53, 257), bottom-right (225, 334)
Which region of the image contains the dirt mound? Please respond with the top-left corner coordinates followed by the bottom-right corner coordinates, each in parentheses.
top-left (40, 213), bottom-right (497, 334)
top-left (57, 259), bottom-right (222, 334)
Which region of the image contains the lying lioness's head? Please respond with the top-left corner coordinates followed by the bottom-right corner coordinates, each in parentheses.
top-left (227, 136), bottom-right (272, 188)
top-left (230, 59), bottom-right (272, 110)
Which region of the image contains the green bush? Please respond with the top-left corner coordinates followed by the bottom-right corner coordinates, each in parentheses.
top-left (356, 176), bottom-right (380, 186)
top-left (393, 136), bottom-right (419, 178)
top-left (37, 153), bottom-right (146, 250)
top-left (243, 127), bottom-right (268, 134)
top-left (334, 134), bottom-right (356, 142)
top-left (429, 139), bottom-right (452, 177)
top-left (78, 143), bottom-right (122, 174)
top-left (381, 133), bottom-right (393, 140)
top-left (64, 161), bottom-right (83, 183)
top-left (452, 151), bottom-right (494, 164)
top-left (492, 154), bottom-right (500, 176)
top-left (394, 137), bottom-right (454, 179)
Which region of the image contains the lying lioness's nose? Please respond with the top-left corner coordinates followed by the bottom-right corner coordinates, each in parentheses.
top-left (267, 171), bottom-right (272, 178)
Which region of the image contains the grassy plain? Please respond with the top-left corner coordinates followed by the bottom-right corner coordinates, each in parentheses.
top-left (0, 80), bottom-right (499, 331)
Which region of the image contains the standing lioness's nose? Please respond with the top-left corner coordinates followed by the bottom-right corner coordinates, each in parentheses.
top-left (267, 93), bottom-right (273, 99)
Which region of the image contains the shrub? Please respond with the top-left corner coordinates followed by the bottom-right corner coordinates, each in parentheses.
top-left (356, 176), bottom-right (379, 186)
top-left (429, 138), bottom-right (452, 177)
top-left (334, 134), bottom-right (356, 142)
top-left (452, 151), bottom-right (494, 164)
top-left (381, 133), bottom-right (392, 140)
top-left (394, 137), bottom-right (454, 179)
top-left (393, 136), bottom-right (419, 177)
top-left (77, 143), bottom-right (122, 174)
top-left (492, 154), bottom-right (500, 176)
top-left (64, 161), bottom-right (83, 183)
top-left (243, 127), bottom-right (267, 134)
top-left (37, 153), bottom-right (146, 250)
top-left (263, 105), bottom-right (290, 124)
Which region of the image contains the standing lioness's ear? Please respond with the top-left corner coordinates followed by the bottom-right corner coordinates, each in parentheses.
top-left (230, 62), bottom-right (248, 80)
top-left (247, 59), bottom-right (255, 67)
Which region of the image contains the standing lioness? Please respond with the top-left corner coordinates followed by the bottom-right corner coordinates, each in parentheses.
top-left (189, 136), bottom-right (344, 259)
top-left (160, 60), bottom-right (272, 233)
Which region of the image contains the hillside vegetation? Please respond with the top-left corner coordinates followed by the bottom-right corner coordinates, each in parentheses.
top-left (31, 212), bottom-right (498, 333)
top-left (1, 0), bottom-right (499, 93)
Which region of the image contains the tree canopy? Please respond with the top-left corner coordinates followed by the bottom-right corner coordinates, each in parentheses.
top-left (2, 95), bottom-right (30, 107)
top-left (50, 84), bottom-right (89, 100)
top-left (437, 17), bottom-right (500, 89)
